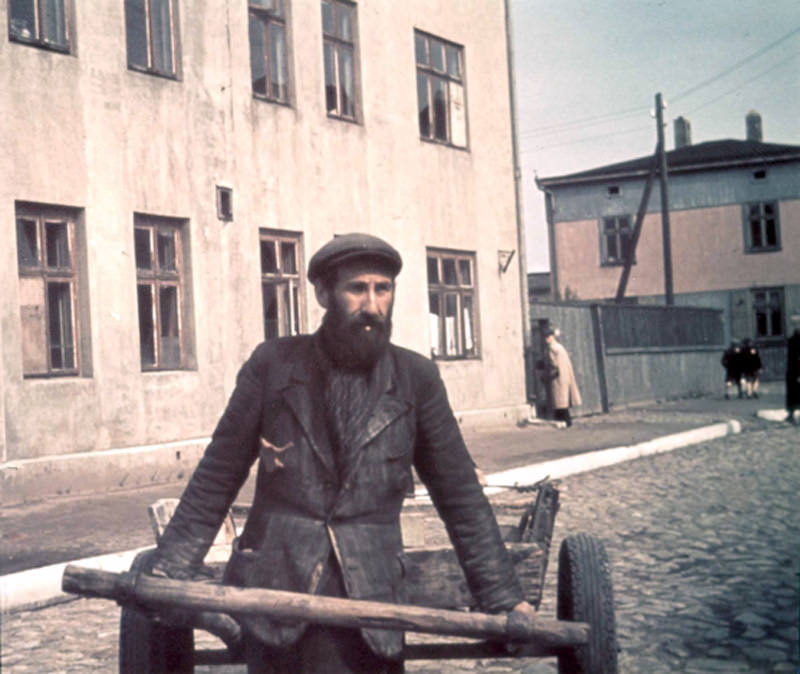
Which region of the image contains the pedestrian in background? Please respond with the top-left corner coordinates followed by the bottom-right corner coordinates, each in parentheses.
top-left (544, 327), bottom-right (582, 427)
top-left (785, 327), bottom-right (800, 425)
top-left (740, 338), bottom-right (763, 399)
top-left (721, 340), bottom-right (743, 399)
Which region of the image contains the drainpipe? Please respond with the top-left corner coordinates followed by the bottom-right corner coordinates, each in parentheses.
top-left (504, 0), bottom-right (531, 355)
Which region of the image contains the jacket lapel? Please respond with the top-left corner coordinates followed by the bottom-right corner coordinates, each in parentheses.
top-left (339, 351), bottom-right (412, 484)
top-left (280, 353), bottom-right (337, 478)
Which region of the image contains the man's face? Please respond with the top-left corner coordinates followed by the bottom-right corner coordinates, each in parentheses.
top-left (316, 262), bottom-right (395, 368)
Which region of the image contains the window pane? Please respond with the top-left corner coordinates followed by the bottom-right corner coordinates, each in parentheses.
top-left (458, 259), bottom-right (471, 286)
top-left (606, 233), bottom-right (618, 260)
top-left (47, 282), bottom-right (74, 369)
top-left (432, 78), bottom-right (448, 141)
top-left (41, 0), bottom-right (67, 47)
top-left (337, 4), bottom-right (352, 41)
top-left (262, 282), bottom-right (279, 339)
top-left (415, 33), bottom-right (428, 65)
top-left (321, 1), bottom-right (335, 36)
top-left (765, 219), bottom-right (777, 246)
top-left (417, 72), bottom-right (430, 138)
top-left (137, 284), bottom-right (156, 366)
top-left (444, 293), bottom-right (458, 356)
top-left (249, 15), bottom-right (268, 95)
top-left (324, 42), bottom-right (338, 113)
top-left (125, 0), bottom-right (149, 68)
top-left (251, 0), bottom-right (281, 11)
top-left (151, 0), bottom-right (173, 74)
top-left (755, 311), bottom-right (767, 337)
top-left (770, 309), bottom-right (782, 336)
top-left (449, 82), bottom-right (466, 147)
top-left (764, 203), bottom-right (774, 216)
top-left (442, 258), bottom-right (457, 285)
top-left (17, 218), bottom-right (39, 267)
top-left (291, 284), bottom-right (300, 335)
top-left (45, 221), bottom-right (70, 268)
top-left (135, 228), bottom-right (152, 269)
top-left (462, 294), bottom-right (475, 355)
top-left (280, 241), bottom-right (297, 273)
top-left (281, 284), bottom-right (292, 336)
top-left (9, 0), bottom-right (36, 40)
top-left (339, 46), bottom-right (355, 117)
top-left (446, 45), bottom-right (460, 77)
top-left (159, 285), bottom-right (181, 367)
top-left (426, 256), bottom-right (439, 284)
top-left (750, 220), bottom-right (762, 248)
top-left (19, 276), bottom-right (48, 374)
top-left (269, 23), bottom-right (288, 101)
top-left (430, 40), bottom-right (444, 72)
top-left (261, 239), bottom-right (278, 273)
top-left (603, 217), bottom-right (615, 233)
top-left (428, 291), bottom-right (441, 357)
top-left (157, 230), bottom-right (176, 271)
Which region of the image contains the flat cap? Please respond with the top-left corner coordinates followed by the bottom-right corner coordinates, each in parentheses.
top-left (307, 233), bottom-right (403, 283)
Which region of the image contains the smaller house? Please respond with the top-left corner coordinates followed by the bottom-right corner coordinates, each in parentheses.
top-left (536, 112), bottom-right (800, 378)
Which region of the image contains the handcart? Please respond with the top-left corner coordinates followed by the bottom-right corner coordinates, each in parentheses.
top-left (62, 480), bottom-right (618, 673)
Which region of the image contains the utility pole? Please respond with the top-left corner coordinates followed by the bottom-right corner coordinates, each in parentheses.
top-left (655, 92), bottom-right (674, 305)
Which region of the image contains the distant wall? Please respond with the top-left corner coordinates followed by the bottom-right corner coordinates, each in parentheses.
top-left (529, 302), bottom-right (725, 416)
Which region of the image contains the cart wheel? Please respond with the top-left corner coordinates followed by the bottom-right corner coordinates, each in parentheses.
top-left (119, 549), bottom-right (194, 674)
top-left (557, 534), bottom-right (618, 674)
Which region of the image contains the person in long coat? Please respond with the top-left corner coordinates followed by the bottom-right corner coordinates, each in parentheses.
top-left (544, 327), bottom-right (582, 427)
top-left (786, 328), bottom-right (800, 424)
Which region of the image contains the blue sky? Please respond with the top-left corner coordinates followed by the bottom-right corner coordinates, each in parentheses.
top-left (510, 0), bottom-right (800, 271)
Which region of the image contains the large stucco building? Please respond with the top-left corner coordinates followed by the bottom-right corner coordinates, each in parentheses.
top-left (537, 113), bottom-right (800, 378)
top-left (1, 0), bottom-right (530, 502)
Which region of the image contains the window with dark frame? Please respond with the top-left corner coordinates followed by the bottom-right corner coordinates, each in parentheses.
top-left (248, 0), bottom-right (289, 103)
top-left (415, 30), bottom-right (467, 148)
top-left (427, 250), bottom-right (478, 359)
top-left (600, 215), bottom-right (634, 266)
top-left (216, 186), bottom-right (233, 221)
top-left (260, 230), bottom-right (304, 340)
top-left (134, 216), bottom-right (187, 370)
top-left (9, 0), bottom-right (69, 51)
top-left (752, 287), bottom-right (784, 339)
top-left (321, 0), bottom-right (358, 120)
top-left (744, 201), bottom-right (780, 253)
top-left (124, 0), bottom-right (179, 77)
top-left (15, 205), bottom-right (80, 377)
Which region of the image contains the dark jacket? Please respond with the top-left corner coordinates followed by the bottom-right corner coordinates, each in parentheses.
top-left (787, 330), bottom-right (800, 411)
top-left (153, 334), bottom-right (523, 657)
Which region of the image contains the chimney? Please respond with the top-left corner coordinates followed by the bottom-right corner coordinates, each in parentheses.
top-left (674, 116), bottom-right (692, 149)
top-left (746, 110), bottom-right (763, 142)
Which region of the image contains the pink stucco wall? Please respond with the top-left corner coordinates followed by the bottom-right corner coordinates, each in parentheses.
top-left (556, 200), bottom-right (800, 299)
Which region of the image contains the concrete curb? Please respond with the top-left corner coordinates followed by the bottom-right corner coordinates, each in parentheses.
top-left (414, 420), bottom-right (741, 500)
top-left (3, 419), bottom-right (742, 615)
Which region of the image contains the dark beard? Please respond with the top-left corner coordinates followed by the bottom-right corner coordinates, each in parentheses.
top-left (320, 304), bottom-right (392, 372)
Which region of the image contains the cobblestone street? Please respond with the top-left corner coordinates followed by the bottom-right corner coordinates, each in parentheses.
top-left (2, 424), bottom-right (798, 673)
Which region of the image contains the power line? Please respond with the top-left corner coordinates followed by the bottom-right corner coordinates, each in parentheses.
top-left (520, 123), bottom-right (652, 152)
top-left (518, 105), bottom-right (649, 139)
top-left (681, 50), bottom-right (800, 116)
top-left (671, 25), bottom-right (800, 103)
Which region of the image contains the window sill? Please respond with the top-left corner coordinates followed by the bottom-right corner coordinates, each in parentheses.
top-left (326, 112), bottom-right (360, 125)
top-left (432, 355), bottom-right (481, 362)
top-left (9, 36), bottom-right (71, 54)
top-left (253, 94), bottom-right (292, 108)
top-left (127, 65), bottom-right (180, 81)
top-left (744, 247), bottom-right (782, 254)
top-left (419, 136), bottom-right (469, 152)
top-left (600, 260), bottom-right (635, 268)
top-left (23, 371), bottom-right (81, 379)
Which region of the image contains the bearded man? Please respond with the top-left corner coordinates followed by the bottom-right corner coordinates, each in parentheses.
top-left (150, 233), bottom-right (534, 673)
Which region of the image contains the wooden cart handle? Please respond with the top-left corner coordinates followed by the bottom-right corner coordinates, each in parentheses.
top-left (62, 564), bottom-right (588, 648)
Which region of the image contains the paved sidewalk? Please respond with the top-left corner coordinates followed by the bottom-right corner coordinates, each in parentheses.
top-left (0, 384), bottom-right (787, 613)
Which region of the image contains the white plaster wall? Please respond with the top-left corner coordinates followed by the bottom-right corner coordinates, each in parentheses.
top-left (1, 0), bottom-right (526, 464)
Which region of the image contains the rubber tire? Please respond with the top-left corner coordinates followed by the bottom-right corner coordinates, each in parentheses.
top-left (557, 533), bottom-right (618, 674)
top-left (118, 549), bottom-right (195, 674)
